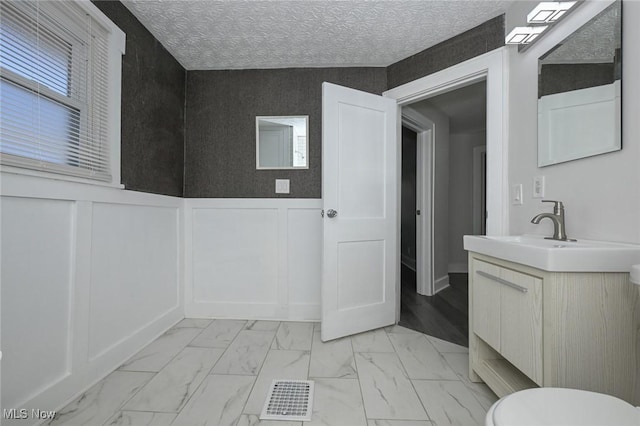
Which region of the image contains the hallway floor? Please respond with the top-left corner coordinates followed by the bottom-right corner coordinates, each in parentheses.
top-left (50, 320), bottom-right (497, 426)
top-left (400, 267), bottom-right (469, 347)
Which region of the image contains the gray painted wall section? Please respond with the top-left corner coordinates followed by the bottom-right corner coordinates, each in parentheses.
top-left (387, 15), bottom-right (505, 89)
top-left (401, 126), bottom-right (417, 268)
top-left (448, 131), bottom-right (486, 272)
top-left (92, 0), bottom-right (186, 197)
top-left (538, 63), bottom-right (616, 97)
top-left (184, 68), bottom-right (386, 198)
top-left (90, 2), bottom-right (503, 199)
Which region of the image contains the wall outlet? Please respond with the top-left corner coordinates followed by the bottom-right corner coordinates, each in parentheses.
top-left (275, 179), bottom-right (290, 194)
top-left (511, 184), bottom-right (523, 205)
top-left (533, 176), bottom-right (545, 198)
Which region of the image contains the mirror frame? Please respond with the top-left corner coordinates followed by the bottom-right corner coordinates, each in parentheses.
top-left (256, 115), bottom-right (309, 170)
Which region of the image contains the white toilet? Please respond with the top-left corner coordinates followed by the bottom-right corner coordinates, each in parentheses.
top-left (485, 388), bottom-right (640, 426)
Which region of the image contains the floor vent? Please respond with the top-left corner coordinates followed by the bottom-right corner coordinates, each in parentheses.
top-left (259, 379), bottom-right (314, 422)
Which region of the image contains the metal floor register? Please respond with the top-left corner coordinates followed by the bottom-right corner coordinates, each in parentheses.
top-left (260, 379), bottom-right (314, 422)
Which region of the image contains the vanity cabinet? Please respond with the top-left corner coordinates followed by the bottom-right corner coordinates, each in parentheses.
top-left (473, 260), bottom-right (543, 384)
top-left (469, 252), bottom-right (640, 405)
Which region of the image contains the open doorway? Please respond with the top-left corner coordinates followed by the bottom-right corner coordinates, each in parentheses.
top-left (399, 81), bottom-right (487, 347)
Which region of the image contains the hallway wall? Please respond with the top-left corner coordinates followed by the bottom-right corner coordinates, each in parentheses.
top-left (448, 130), bottom-right (486, 272)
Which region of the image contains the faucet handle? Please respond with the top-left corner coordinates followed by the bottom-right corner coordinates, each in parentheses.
top-left (542, 200), bottom-right (564, 213)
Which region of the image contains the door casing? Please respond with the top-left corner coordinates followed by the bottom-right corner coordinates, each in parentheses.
top-left (402, 108), bottom-right (434, 297)
top-left (384, 47), bottom-right (509, 322)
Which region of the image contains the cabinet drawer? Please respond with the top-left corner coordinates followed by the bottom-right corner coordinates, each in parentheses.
top-left (472, 261), bottom-right (501, 350)
top-left (472, 259), bottom-right (543, 384)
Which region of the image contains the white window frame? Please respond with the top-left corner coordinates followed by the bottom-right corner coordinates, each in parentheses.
top-left (0, 0), bottom-right (126, 188)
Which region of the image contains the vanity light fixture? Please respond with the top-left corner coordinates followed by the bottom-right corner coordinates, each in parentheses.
top-left (505, 26), bottom-right (547, 44)
top-left (506, 1), bottom-right (579, 45)
top-left (527, 1), bottom-right (577, 24)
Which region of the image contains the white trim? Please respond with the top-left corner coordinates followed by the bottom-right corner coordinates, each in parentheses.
top-left (0, 0), bottom-right (126, 188)
top-left (401, 254), bottom-right (417, 271)
top-left (473, 145), bottom-right (487, 235)
top-left (434, 274), bottom-right (450, 294)
top-left (77, 0), bottom-right (127, 187)
top-left (184, 198), bottom-right (321, 209)
top-left (384, 47), bottom-right (509, 238)
top-left (0, 172), bottom-right (178, 206)
top-left (76, 1), bottom-right (127, 52)
top-left (107, 13), bottom-right (125, 187)
top-left (256, 115), bottom-right (310, 170)
top-left (401, 107), bottom-right (435, 297)
top-left (0, 166), bottom-right (126, 190)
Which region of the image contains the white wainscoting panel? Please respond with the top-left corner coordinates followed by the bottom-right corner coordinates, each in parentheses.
top-left (185, 199), bottom-right (322, 320)
top-left (89, 203), bottom-right (179, 359)
top-left (193, 208), bottom-right (279, 306)
top-left (1, 172), bottom-right (183, 426)
top-left (1, 197), bottom-right (74, 408)
top-left (288, 208), bottom-right (322, 319)
top-left (538, 81), bottom-right (621, 166)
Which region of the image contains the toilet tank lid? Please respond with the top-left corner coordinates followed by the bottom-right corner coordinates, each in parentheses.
top-left (492, 388), bottom-right (639, 426)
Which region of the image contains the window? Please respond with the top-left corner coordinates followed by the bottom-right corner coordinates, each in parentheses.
top-left (0, 0), bottom-right (125, 183)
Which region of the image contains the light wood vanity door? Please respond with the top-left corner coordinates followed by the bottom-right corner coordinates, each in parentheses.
top-left (472, 260), bottom-right (502, 351)
top-left (499, 268), bottom-right (543, 385)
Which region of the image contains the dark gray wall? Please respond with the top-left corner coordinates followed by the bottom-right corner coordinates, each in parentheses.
top-left (184, 68), bottom-right (386, 198)
top-left (401, 126), bottom-right (417, 266)
top-left (93, 2), bottom-right (504, 199)
top-left (538, 63), bottom-right (616, 97)
top-left (387, 15), bottom-right (505, 89)
top-left (92, 0), bottom-right (186, 197)
top-left (184, 16), bottom-right (504, 199)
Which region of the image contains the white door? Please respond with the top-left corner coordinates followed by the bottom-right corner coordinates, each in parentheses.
top-left (321, 82), bottom-right (398, 342)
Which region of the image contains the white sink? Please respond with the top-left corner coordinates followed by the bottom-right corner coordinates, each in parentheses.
top-left (463, 234), bottom-right (640, 272)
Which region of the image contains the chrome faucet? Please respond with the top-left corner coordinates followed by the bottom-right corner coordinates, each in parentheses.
top-left (531, 200), bottom-right (576, 241)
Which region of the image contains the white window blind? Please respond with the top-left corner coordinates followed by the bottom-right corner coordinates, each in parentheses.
top-left (0, 0), bottom-right (113, 181)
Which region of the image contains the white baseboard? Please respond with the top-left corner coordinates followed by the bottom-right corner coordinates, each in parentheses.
top-left (434, 274), bottom-right (450, 294)
top-left (448, 262), bottom-right (469, 273)
top-left (186, 304), bottom-right (321, 322)
top-left (401, 254), bottom-right (417, 271)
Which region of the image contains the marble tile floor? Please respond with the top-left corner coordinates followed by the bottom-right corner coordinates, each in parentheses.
top-left (50, 320), bottom-right (497, 426)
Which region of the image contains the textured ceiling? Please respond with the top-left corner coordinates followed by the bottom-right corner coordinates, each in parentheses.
top-left (121, 0), bottom-right (513, 70)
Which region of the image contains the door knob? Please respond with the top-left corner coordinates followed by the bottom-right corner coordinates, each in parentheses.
top-left (327, 209), bottom-right (338, 218)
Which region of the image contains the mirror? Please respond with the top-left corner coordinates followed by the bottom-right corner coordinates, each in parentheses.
top-left (256, 116), bottom-right (309, 169)
top-left (537, 1), bottom-right (621, 167)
